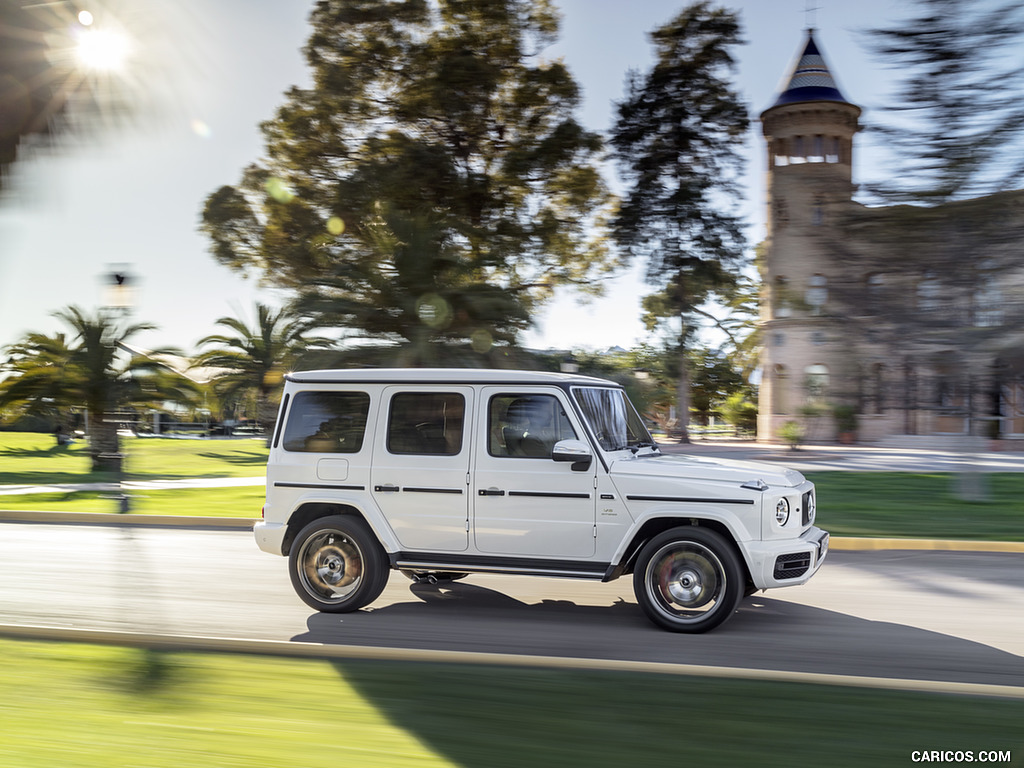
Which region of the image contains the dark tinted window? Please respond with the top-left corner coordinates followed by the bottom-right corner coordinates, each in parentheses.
top-left (387, 392), bottom-right (465, 455)
top-left (282, 391), bottom-right (370, 453)
top-left (488, 394), bottom-right (577, 458)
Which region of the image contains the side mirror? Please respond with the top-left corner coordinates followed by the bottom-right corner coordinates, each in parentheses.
top-left (552, 439), bottom-right (593, 471)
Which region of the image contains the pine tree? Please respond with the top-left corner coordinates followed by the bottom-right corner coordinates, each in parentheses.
top-left (610, 2), bottom-right (749, 441)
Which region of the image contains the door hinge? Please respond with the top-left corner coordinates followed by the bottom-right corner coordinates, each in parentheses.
top-left (593, 524), bottom-right (598, 539)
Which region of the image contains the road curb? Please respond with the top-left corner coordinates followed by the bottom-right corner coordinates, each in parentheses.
top-left (1, 623), bottom-right (1021, 701)
top-left (2, 509), bottom-right (1023, 551)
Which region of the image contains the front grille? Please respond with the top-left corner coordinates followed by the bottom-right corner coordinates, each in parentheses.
top-left (801, 490), bottom-right (815, 526)
top-left (774, 552), bottom-right (811, 580)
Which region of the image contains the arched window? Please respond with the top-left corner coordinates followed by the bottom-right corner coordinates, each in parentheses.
top-left (805, 364), bottom-right (829, 402)
top-left (806, 274), bottom-right (827, 315)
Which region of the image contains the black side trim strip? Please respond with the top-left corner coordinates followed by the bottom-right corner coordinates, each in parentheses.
top-left (625, 495), bottom-right (755, 505)
top-left (403, 487), bottom-right (463, 495)
top-left (507, 491), bottom-right (591, 499)
top-left (390, 551), bottom-right (608, 577)
top-left (274, 482), bottom-right (366, 491)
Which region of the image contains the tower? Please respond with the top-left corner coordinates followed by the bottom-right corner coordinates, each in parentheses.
top-left (757, 30), bottom-right (862, 442)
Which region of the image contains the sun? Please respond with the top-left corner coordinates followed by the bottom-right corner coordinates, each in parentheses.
top-left (75, 27), bottom-right (131, 72)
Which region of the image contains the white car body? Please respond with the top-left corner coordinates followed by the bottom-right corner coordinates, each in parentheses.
top-left (257, 368), bottom-right (828, 632)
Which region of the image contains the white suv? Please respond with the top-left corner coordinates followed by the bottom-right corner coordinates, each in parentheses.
top-left (256, 368), bottom-right (828, 633)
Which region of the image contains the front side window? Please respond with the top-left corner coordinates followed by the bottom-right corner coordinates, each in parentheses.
top-left (282, 391), bottom-right (370, 453)
top-left (387, 392), bottom-right (465, 455)
top-left (573, 387), bottom-right (653, 452)
top-left (489, 394), bottom-right (577, 458)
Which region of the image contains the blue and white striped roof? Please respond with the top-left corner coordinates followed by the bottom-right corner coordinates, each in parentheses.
top-left (771, 30), bottom-right (852, 107)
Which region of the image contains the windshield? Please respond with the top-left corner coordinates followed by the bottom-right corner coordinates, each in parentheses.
top-left (573, 387), bottom-right (655, 452)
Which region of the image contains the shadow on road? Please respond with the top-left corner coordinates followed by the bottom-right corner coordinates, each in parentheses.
top-left (292, 577), bottom-right (1024, 688)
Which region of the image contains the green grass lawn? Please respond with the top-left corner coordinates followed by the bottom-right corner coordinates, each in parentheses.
top-left (0, 485), bottom-right (265, 517)
top-left (0, 431), bottom-right (267, 484)
top-left (807, 472), bottom-right (1024, 541)
top-left (0, 638), bottom-right (1020, 768)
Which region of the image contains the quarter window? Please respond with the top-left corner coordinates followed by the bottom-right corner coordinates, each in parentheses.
top-left (387, 392), bottom-right (465, 455)
top-left (282, 391), bottom-right (370, 453)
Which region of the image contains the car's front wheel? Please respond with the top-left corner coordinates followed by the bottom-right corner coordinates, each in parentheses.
top-left (289, 516), bottom-right (389, 613)
top-left (633, 527), bottom-right (743, 633)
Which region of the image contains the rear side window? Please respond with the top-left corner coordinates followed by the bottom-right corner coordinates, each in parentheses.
top-left (387, 392), bottom-right (465, 455)
top-left (282, 391), bottom-right (370, 453)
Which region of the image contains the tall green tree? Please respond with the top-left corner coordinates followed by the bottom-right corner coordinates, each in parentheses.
top-left (610, 2), bottom-right (749, 441)
top-left (193, 303), bottom-right (332, 437)
top-left (202, 0), bottom-right (614, 364)
top-left (863, 0), bottom-right (1024, 203)
top-left (0, 307), bottom-right (195, 470)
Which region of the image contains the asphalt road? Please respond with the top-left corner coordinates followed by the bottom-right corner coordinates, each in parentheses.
top-left (1, 522), bottom-right (1021, 688)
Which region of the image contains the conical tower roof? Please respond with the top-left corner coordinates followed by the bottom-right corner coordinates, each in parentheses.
top-left (770, 29), bottom-right (852, 107)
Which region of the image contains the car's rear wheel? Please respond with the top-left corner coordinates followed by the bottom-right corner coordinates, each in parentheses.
top-left (289, 516), bottom-right (388, 612)
top-left (633, 527), bottom-right (743, 633)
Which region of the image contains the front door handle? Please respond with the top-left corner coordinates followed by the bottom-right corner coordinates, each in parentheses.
top-left (478, 488), bottom-right (505, 496)
top-left (374, 484), bottom-right (400, 493)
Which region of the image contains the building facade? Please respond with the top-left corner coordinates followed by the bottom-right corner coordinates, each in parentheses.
top-left (757, 31), bottom-right (1024, 443)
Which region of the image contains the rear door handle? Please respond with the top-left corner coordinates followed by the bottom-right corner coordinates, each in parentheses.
top-left (374, 484), bottom-right (400, 493)
top-left (478, 488), bottom-right (505, 496)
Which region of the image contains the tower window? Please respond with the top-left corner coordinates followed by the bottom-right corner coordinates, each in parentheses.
top-left (809, 135), bottom-right (825, 163)
top-left (826, 137), bottom-right (840, 163)
top-left (791, 136), bottom-right (806, 164)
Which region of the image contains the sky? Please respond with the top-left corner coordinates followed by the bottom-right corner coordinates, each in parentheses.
top-left (0, 0), bottom-right (906, 358)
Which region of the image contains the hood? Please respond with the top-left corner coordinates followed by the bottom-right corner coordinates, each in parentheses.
top-left (609, 452), bottom-right (805, 489)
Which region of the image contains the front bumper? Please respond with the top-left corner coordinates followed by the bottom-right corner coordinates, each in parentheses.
top-left (743, 525), bottom-right (829, 590)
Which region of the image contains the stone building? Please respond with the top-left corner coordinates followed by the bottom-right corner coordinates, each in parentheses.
top-left (756, 30), bottom-right (1024, 444)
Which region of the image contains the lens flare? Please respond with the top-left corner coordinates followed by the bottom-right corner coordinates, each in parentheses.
top-left (327, 216), bottom-right (345, 235)
top-left (265, 177), bottom-right (295, 203)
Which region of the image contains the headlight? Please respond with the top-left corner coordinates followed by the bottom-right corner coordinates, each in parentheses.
top-left (775, 498), bottom-right (791, 526)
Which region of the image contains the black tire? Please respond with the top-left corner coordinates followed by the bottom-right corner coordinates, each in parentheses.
top-left (632, 526), bottom-right (744, 633)
top-left (288, 515), bottom-right (389, 613)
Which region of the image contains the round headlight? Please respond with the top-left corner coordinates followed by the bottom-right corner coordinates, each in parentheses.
top-left (775, 498), bottom-right (791, 526)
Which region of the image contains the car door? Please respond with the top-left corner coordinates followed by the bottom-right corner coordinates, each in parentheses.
top-left (472, 387), bottom-right (596, 558)
top-left (370, 386), bottom-right (473, 552)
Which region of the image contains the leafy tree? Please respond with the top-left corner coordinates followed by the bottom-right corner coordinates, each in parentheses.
top-left (689, 346), bottom-right (748, 427)
top-left (201, 0), bottom-right (614, 364)
top-left (193, 303), bottom-right (333, 437)
top-left (0, 307), bottom-right (195, 470)
top-left (863, 0), bottom-right (1024, 204)
top-left (610, 2), bottom-right (749, 441)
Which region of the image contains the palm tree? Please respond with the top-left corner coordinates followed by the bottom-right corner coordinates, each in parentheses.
top-left (193, 304), bottom-right (332, 439)
top-left (0, 306), bottom-right (197, 470)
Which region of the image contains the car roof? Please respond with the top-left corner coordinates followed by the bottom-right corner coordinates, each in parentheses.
top-left (284, 368), bottom-right (621, 388)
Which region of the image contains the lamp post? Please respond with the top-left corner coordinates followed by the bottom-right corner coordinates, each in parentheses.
top-left (101, 266), bottom-right (135, 513)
